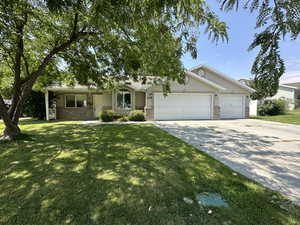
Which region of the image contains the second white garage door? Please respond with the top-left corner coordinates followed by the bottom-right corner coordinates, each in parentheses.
top-left (154, 93), bottom-right (212, 120)
top-left (220, 95), bottom-right (245, 119)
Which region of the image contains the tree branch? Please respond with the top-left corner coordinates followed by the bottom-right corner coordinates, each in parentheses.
top-left (71, 11), bottom-right (79, 39)
top-left (22, 53), bottom-right (30, 77)
top-left (9, 4), bottom-right (96, 123)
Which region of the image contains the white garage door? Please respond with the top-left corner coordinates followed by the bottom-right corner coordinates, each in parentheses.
top-left (154, 93), bottom-right (212, 120)
top-left (220, 95), bottom-right (245, 119)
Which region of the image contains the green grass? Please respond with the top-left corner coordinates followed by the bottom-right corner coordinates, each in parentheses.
top-left (0, 119), bottom-right (299, 225)
top-left (252, 107), bottom-right (300, 125)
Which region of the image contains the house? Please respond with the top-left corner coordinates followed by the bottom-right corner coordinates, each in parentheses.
top-left (281, 78), bottom-right (300, 109)
top-left (269, 84), bottom-right (300, 110)
top-left (240, 78), bottom-right (300, 116)
top-left (44, 65), bottom-right (254, 121)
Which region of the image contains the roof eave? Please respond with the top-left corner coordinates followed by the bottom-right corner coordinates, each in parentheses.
top-left (189, 64), bottom-right (255, 93)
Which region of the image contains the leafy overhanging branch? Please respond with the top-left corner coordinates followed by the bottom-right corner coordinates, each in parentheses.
top-left (220, 0), bottom-right (300, 97)
top-left (0, 0), bottom-right (229, 139)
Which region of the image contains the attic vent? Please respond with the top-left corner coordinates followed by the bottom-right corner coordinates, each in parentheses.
top-left (198, 69), bottom-right (205, 77)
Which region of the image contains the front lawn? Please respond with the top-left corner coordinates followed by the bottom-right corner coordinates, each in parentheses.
top-left (0, 120), bottom-right (299, 225)
top-left (252, 107), bottom-right (300, 125)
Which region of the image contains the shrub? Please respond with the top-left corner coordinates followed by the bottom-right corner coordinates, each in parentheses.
top-left (118, 116), bottom-right (129, 122)
top-left (258, 99), bottom-right (287, 116)
top-left (128, 110), bottom-right (145, 121)
top-left (113, 112), bottom-right (126, 120)
top-left (100, 110), bottom-right (114, 122)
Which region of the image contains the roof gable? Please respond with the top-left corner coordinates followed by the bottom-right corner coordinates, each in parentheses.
top-left (185, 71), bottom-right (226, 91)
top-left (190, 64), bottom-right (254, 93)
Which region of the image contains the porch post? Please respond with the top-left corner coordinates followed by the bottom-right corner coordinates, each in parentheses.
top-left (132, 90), bottom-right (135, 110)
top-left (45, 90), bottom-right (49, 121)
top-left (112, 91), bottom-right (115, 111)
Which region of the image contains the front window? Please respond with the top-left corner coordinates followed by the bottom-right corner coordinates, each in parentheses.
top-left (117, 90), bottom-right (131, 109)
top-left (65, 95), bottom-right (87, 108)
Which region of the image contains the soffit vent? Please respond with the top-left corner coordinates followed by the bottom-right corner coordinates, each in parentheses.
top-left (198, 69), bottom-right (205, 77)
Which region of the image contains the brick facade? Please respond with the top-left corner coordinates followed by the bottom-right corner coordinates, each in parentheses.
top-left (56, 107), bottom-right (94, 120)
top-left (213, 94), bottom-right (220, 120)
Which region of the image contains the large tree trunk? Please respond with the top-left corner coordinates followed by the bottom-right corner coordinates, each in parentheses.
top-left (0, 108), bottom-right (21, 141)
top-left (1, 121), bottom-right (21, 141)
top-left (0, 82), bottom-right (33, 140)
top-left (0, 13), bottom-right (87, 141)
top-left (0, 95), bottom-right (23, 140)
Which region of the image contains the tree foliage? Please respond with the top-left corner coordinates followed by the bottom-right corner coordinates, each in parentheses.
top-left (221, 0), bottom-right (300, 97)
top-left (0, 0), bottom-right (228, 139)
top-left (241, 79), bottom-right (271, 100)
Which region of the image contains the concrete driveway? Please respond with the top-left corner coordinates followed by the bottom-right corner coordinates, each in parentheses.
top-left (155, 119), bottom-right (300, 205)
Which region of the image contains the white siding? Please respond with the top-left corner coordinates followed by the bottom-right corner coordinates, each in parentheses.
top-left (250, 100), bottom-right (258, 116)
top-left (149, 76), bottom-right (216, 93)
top-left (269, 86), bottom-right (296, 110)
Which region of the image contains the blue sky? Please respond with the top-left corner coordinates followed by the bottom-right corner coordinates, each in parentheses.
top-left (181, 2), bottom-right (300, 83)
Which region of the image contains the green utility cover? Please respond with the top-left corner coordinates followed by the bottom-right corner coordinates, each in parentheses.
top-left (196, 193), bottom-right (229, 207)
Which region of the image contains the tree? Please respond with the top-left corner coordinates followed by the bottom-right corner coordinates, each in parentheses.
top-left (0, 0), bottom-right (228, 140)
top-left (241, 79), bottom-right (271, 100)
top-left (221, 0), bottom-right (300, 97)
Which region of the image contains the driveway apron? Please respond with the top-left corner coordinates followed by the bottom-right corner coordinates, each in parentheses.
top-left (155, 119), bottom-right (300, 205)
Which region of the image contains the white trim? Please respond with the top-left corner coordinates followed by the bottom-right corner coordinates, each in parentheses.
top-left (65, 94), bottom-right (87, 108)
top-left (279, 84), bottom-right (299, 90)
top-left (46, 87), bottom-right (100, 93)
top-left (112, 91), bottom-right (115, 111)
top-left (145, 92), bottom-right (148, 109)
top-left (185, 71), bottom-right (227, 91)
top-left (211, 94), bottom-right (214, 120)
top-left (189, 64), bottom-right (255, 93)
top-left (243, 96), bottom-right (246, 118)
top-left (45, 90), bottom-right (49, 121)
top-left (116, 90), bottom-right (132, 110)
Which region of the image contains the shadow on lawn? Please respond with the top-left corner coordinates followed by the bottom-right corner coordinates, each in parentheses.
top-left (0, 123), bottom-right (299, 225)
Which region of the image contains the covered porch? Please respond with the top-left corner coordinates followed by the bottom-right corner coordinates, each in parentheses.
top-left (44, 85), bottom-right (146, 121)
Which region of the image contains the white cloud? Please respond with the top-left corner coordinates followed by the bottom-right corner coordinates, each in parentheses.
top-left (280, 70), bottom-right (300, 84)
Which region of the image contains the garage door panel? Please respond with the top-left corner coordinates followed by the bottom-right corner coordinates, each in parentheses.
top-left (154, 93), bottom-right (211, 120)
top-left (220, 95), bottom-right (244, 119)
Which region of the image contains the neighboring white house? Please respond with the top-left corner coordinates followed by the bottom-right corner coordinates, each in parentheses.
top-left (281, 78), bottom-right (300, 108)
top-left (240, 79), bottom-right (300, 116)
top-left (269, 84), bottom-right (299, 110)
